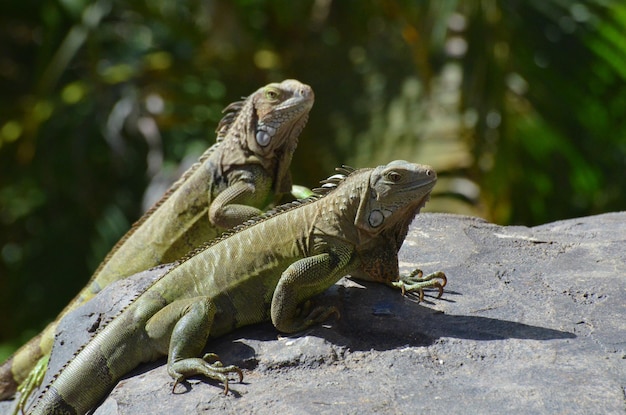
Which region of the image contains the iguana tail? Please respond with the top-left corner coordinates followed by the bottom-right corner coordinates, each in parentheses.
top-left (28, 292), bottom-right (165, 415)
top-left (0, 356), bottom-right (18, 400)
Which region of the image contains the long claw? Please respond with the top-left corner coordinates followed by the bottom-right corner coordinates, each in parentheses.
top-left (391, 270), bottom-right (447, 302)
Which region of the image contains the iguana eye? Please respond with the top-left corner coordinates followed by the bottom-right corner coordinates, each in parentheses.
top-left (265, 88), bottom-right (280, 101)
top-left (388, 171), bottom-right (402, 182)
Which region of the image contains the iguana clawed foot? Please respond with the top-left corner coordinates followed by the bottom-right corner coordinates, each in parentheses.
top-left (169, 353), bottom-right (243, 395)
top-left (13, 355), bottom-right (49, 415)
top-left (392, 269), bottom-right (447, 301)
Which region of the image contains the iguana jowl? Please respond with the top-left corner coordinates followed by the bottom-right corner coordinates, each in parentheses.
top-left (0, 79), bottom-right (314, 406)
top-left (27, 160), bottom-right (446, 415)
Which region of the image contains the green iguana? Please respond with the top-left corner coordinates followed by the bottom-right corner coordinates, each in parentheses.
top-left (25, 160), bottom-right (446, 415)
top-left (0, 79), bottom-right (314, 408)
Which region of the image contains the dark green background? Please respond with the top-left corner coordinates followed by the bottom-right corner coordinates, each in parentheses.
top-left (1, 0), bottom-right (625, 358)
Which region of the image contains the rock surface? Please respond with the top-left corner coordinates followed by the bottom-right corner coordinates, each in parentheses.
top-left (4, 212), bottom-right (625, 414)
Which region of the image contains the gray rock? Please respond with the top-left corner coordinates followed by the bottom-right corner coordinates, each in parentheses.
top-left (4, 213), bottom-right (625, 414)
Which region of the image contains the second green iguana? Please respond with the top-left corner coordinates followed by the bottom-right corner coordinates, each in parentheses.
top-left (26, 160), bottom-right (446, 415)
top-left (0, 79), bottom-right (314, 407)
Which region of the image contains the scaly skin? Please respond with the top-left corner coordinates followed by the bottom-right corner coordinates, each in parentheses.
top-left (0, 79), bottom-right (314, 409)
top-left (26, 160), bottom-right (446, 415)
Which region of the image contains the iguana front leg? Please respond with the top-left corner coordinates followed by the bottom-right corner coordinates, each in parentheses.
top-left (145, 297), bottom-right (243, 394)
top-left (210, 168), bottom-right (314, 230)
top-left (209, 172), bottom-right (273, 229)
top-left (392, 269), bottom-right (447, 300)
top-left (271, 249), bottom-right (352, 333)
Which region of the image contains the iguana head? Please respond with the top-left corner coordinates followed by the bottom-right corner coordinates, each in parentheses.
top-left (355, 160), bottom-right (437, 234)
top-left (216, 79), bottom-right (314, 193)
top-left (249, 79), bottom-right (314, 152)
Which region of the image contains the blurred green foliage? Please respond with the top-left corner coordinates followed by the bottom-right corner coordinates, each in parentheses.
top-left (1, 0), bottom-right (625, 357)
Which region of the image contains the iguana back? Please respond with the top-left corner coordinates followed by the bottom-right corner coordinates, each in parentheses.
top-left (0, 79), bottom-right (314, 405)
top-left (88, 79), bottom-right (313, 296)
top-left (28, 160), bottom-right (446, 415)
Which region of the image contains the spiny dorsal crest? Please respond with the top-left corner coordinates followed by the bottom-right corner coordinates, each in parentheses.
top-left (85, 164), bottom-right (361, 347)
top-left (90, 98), bottom-right (245, 277)
top-left (175, 164), bottom-right (359, 263)
top-left (312, 165), bottom-right (355, 193)
top-left (215, 99), bottom-right (246, 141)
top-left (33, 164), bottom-right (363, 407)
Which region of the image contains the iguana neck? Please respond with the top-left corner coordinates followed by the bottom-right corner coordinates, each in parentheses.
top-left (313, 168), bottom-right (373, 246)
top-left (270, 112), bottom-right (309, 194)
